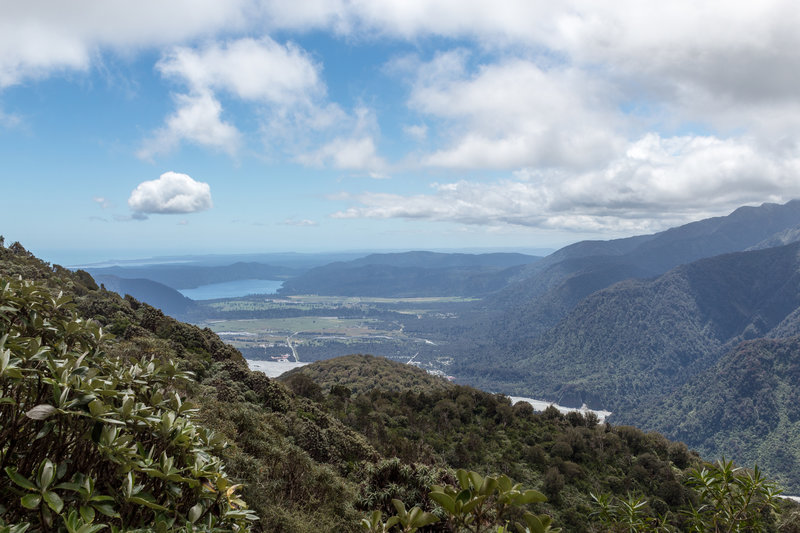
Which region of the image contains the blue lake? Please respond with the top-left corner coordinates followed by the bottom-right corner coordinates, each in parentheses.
top-left (179, 279), bottom-right (284, 300)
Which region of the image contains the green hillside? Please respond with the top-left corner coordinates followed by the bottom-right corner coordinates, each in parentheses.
top-left (479, 199), bottom-right (800, 343)
top-left (642, 336), bottom-right (800, 493)
top-left (280, 353), bottom-right (454, 394)
top-left (2, 238), bottom-right (799, 532)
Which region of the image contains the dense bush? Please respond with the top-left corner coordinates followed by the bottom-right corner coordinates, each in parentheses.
top-left (0, 278), bottom-right (255, 531)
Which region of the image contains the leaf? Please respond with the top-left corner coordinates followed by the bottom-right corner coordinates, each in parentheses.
top-left (429, 491), bottom-right (456, 514)
top-left (456, 469), bottom-right (470, 489)
top-left (88, 399), bottom-right (106, 417)
top-left (92, 503), bottom-right (119, 518)
top-left (522, 513), bottom-right (547, 533)
top-left (42, 490), bottom-right (64, 513)
top-left (188, 503), bottom-right (203, 523)
top-left (80, 504), bottom-right (96, 523)
top-left (20, 493), bottom-right (41, 509)
top-left (468, 471), bottom-right (483, 491)
top-left (5, 467), bottom-right (36, 490)
top-left (77, 525), bottom-right (106, 533)
top-left (517, 489), bottom-right (547, 505)
top-left (391, 499), bottom-right (407, 519)
top-left (128, 496), bottom-right (168, 511)
top-left (25, 404), bottom-right (58, 420)
top-left (38, 459), bottom-right (55, 490)
top-left (411, 511), bottom-right (438, 528)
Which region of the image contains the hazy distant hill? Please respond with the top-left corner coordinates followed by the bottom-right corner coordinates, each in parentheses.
top-left (484, 199), bottom-right (800, 339)
top-left (87, 261), bottom-right (300, 290)
top-left (278, 251), bottom-right (539, 297)
top-left (93, 274), bottom-right (197, 318)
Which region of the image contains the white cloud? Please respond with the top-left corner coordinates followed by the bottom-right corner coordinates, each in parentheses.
top-left (92, 196), bottom-right (112, 209)
top-left (403, 123), bottom-right (427, 141)
top-left (0, 107), bottom-right (21, 128)
top-left (138, 91), bottom-right (241, 158)
top-left (332, 133), bottom-right (800, 233)
top-left (297, 136), bottom-right (386, 175)
top-left (281, 218), bottom-right (318, 227)
top-left (0, 1), bottom-right (253, 88)
top-left (156, 38), bottom-right (323, 106)
top-left (141, 36), bottom-right (370, 161)
top-left (128, 171), bottom-right (213, 216)
top-left (293, 106), bottom-right (386, 174)
top-left (407, 52), bottom-right (623, 170)
top-left (141, 37), bottom-right (323, 158)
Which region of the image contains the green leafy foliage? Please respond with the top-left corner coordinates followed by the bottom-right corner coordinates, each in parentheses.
top-left (364, 469), bottom-right (556, 533)
top-left (0, 277), bottom-right (255, 531)
top-left (591, 459), bottom-right (785, 532)
top-left (684, 459), bottom-right (781, 532)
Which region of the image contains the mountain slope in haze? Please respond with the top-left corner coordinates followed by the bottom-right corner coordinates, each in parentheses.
top-left (484, 200), bottom-right (800, 339)
top-left (93, 274), bottom-right (197, 319)
top-left (461, 242), bottom-right (800, 412)
top-left (278, 251), bottom-right (539, 297)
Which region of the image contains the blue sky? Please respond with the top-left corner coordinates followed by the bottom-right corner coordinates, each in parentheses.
top-left (2, 1), bottom-right (800, 265)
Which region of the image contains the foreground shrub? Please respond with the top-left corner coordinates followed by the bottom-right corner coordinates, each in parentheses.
top-left (0, 278), bottom-right (256, 531)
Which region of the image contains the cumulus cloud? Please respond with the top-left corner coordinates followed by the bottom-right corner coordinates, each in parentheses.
top-left (140, 36), bottom-right (374, 161)
top-left (406, 52), bottom-right (623, 170)
top-left (128, 172), bottom-right (213, 217)
top-left (156, 37), bottom-right (323, 106)
top-left (0, 1), bottom-right (252, 88)
top-left (332, 133), bottom-right (800, 233)
top-left (141, 37), bottom-right (323, 158)
top-left (8, 1), bottom-right (800, 233)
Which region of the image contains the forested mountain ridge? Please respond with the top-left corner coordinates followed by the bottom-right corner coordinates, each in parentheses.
top-left (456, 240), bottom-right (800, 492)
top-left (4, 239), bottom-right (796, 531)
top-left (641, 335), bottom-right (800, 493)
top-left (463, 242), bottom-right (800, 410)
top-left (481, 199), bottom-right (800, 339)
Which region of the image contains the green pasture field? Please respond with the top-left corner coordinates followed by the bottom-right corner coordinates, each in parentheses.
top-left (203, 317), bottom-right (386, 336)
top-left (284, 295), bottom-right (478, 304)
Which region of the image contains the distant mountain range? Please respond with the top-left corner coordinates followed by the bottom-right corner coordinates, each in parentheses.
top-left (462, 241), bottom-right (800, 408)
top-left (74, 199), bottom-right (800, 491)
top-left (86, 261), bottom-right (301, 290)
top-left (92, 274), bottom-right (198, 318)
top-left (278, 251), bottom-right (540, 297)
top-left (482, 199), bottom-right (800, 340)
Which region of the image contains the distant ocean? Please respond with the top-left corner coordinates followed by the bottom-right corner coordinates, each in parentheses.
top-left (179, 279), bottom-right (284, 300)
